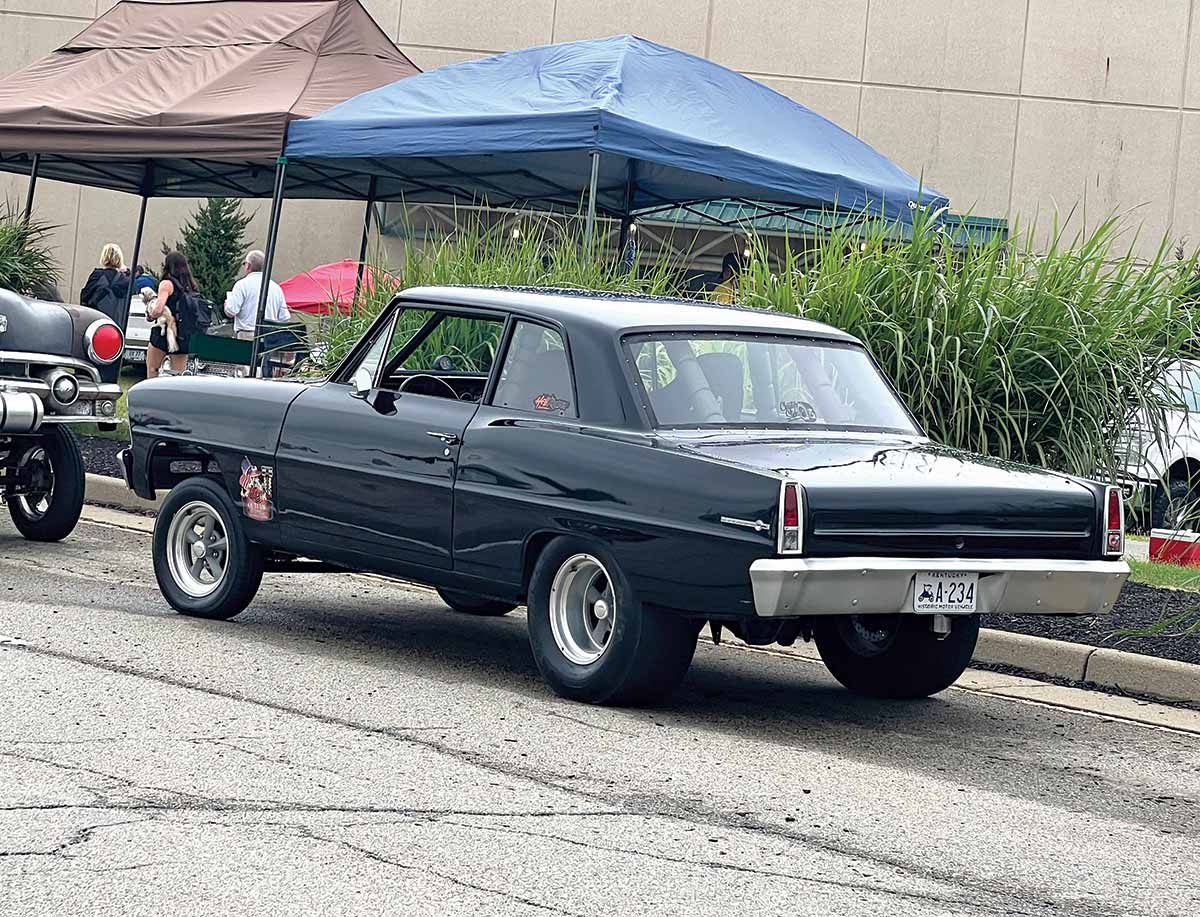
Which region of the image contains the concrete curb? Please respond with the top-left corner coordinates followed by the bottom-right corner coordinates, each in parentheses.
top-left (973, 628), bottom-right (1200, 706)
top-left (85, 473), bottom-right (160, 514)
top-left (79, 479), bottom-right (1199, 706)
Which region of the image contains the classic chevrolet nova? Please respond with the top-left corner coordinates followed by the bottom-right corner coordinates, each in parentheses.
top-left (121, 286), bottom-right (1130, 705)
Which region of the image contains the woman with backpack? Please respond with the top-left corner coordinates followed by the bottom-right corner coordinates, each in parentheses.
top-left (146, 250), bottom-right (199, 378)
top-left (80, 243), bottom-right (131, 321)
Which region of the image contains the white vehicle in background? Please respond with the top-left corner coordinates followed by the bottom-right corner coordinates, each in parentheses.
top-left (123, 291), bottom-right (157, 366)
top-left (1115, 359), bottom-right (1200, 530)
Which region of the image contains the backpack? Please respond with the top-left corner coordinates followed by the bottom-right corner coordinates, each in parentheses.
top-left (176, 290), bottom-right (213, 336)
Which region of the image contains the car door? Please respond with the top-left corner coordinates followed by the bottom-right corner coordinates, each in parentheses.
top-left (276, 303), bottom-right (506, 571)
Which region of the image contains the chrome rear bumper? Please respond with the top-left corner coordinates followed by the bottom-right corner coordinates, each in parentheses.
top-left (749, 556), bottom-right (1130, 618)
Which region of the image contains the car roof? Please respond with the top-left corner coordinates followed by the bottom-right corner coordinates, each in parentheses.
top-left (397, 285), bottom-right (860, 344)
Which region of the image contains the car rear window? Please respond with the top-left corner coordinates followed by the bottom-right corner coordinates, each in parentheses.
top-left (625, 332), bottom-right (917, 434)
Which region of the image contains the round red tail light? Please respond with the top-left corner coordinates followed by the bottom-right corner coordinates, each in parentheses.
top-left (85, 319), bottom-right (124, 364)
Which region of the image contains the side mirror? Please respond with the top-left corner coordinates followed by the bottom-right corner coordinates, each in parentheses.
top-left (351, 365), bottom-right (374, 398)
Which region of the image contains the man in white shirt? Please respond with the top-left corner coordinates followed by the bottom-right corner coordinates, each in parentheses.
top-left (224, 250), bottom-right (289, 339)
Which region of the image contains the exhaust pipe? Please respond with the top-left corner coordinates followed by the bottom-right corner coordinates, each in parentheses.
top-left (0, 391), bottom-right (43, 433)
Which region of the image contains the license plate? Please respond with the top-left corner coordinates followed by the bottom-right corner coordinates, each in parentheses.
top-left (913, 571), bottom-right (978, 613)
top-left (125, 348), bottom-right (146, 363)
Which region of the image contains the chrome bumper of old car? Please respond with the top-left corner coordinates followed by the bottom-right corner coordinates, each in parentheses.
top-left (749, 557), bottom-right (1130, 618)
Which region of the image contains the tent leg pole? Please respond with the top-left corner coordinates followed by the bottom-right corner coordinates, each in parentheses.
top-left (356, 175), bottom-right (378, 297)
top-left (616, 160), bottom-right (636, 254)
top-left (584, 151), bottom-right (600, 251)
top-left (119, 194), bottom-right (148, 335)
top-left (250, 157), bottom-right (287, 376)
top-left (23, 153), bottom-right (40, 221)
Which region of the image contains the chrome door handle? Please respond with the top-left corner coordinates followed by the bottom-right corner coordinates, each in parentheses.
top-left (425, 431), bottom-right (461, 446)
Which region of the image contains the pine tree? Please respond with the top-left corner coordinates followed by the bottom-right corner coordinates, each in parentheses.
top-left (164, 197), bottom-right (253, 304)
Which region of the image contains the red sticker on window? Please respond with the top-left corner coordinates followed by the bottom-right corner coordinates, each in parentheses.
top-left (533, 393), bottom-right (570, 413)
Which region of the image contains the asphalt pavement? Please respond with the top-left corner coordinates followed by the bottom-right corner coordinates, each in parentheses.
top-left (1, 509), bottom-right (1198, 917)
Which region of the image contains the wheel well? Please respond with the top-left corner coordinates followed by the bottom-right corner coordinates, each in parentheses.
top-left (521, 530), bottom-right (563, 595)
top-left (1168, 457), bottom-right (1200, 483)
top-left (147, 441), bottom-right (222, 494)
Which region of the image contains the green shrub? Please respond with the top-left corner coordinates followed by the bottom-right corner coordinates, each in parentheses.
top-left (307, 217), bottom-right (683, 373)
top-left (0, 204), bottom-right (59, 297)
top-left (165, 197), bottom-right (253, 304)
top-left (736, 211), bottom-right (1199, 478)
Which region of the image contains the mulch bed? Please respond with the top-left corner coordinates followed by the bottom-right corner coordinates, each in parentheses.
top-left (982, 581), bottom-right (1200, 666)
top-left (76, 433), bottom-right (1199, 667)
top-left (78, 434), bottom-right (126, 479)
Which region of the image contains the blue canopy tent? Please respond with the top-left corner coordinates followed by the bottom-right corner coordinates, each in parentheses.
top-left (251, 35), bottom-right (946, 365)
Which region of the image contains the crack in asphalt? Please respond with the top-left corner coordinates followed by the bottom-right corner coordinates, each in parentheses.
top-left (290, 827), bottom-right (590, 917)
top-left (430, 815), bottom-right (1038, 917)
top-left (0, 818), bottom-right (148, 859)
top-left (0, 643), bottom-right (1130, 917)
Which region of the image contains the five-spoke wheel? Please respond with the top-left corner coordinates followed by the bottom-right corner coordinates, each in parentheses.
top-left (166, 500), bottom-right (230, 598)
top-left (153, 477), bottom-right (263, 620)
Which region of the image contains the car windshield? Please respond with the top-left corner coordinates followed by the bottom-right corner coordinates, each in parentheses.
top-left (625, 332), bottom-right (918, 434)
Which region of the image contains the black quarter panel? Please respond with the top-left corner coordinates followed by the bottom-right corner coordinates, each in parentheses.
top-left (454, 406), bottom-right (779, 616)
top-left (127, 377), bottom-right (307, 539)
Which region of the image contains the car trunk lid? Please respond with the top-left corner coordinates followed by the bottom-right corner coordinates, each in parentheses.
top-left (668, 434), bottom-right (1098, 558)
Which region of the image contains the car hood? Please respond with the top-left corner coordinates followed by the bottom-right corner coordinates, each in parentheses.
top-left (666, 433), bottom-right (1099, 551)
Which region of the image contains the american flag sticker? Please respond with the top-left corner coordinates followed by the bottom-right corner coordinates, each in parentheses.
top-left (239, 457), bottom-right (274, 522)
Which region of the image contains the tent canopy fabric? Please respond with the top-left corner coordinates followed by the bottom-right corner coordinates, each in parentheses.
top-left (0, 0), bottom-right (418, 196)
top-left (280, 259), bottom-right (374, 315)
top-left (285, 35), bottom-right (946, 221)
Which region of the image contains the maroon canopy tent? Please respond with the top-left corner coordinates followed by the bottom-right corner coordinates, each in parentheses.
top-left (0, 0), bottom-right (418, 198)
top-left (0, 0), bottom-right (418, 359)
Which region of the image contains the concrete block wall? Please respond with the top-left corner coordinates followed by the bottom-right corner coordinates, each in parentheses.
top-left (3, 0), bottom-right (1198, 294)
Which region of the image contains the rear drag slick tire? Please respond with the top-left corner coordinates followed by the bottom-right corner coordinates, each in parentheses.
top-left (813, 613), bottom-right (979, 699)
top-left (526, 536), bottom-right (696, 706)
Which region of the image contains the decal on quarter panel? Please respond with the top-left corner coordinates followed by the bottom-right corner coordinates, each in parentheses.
top-left (239, 457), bottom-right (274, 521)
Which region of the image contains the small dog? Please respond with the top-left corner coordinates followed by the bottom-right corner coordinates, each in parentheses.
top-left (145, 288), bottom-right (179, 353)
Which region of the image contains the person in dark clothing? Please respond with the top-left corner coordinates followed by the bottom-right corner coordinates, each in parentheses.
top-left (79, 243), bottom-right (131, 322)
top-left (146, 250), bottom-right (197, 378)
top-left (131, 265), bottom-right (157, 294)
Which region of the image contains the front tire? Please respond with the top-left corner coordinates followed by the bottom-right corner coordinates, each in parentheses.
top-left (526, 537), bottom-right (697, 706)
top-left (436, 587), bottom-right (516, 617)
top-left (814, 613), bottom-right (979, 699)
top-left (153, 477), bottom-right (263, 620)
top-left (7, 427), bottom-right (85, 542)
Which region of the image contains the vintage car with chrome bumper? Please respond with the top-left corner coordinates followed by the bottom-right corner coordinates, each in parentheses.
top-left (1, 287), bottom-right (125, 541)
top-left (121, 286), bottom-right (1129, 707)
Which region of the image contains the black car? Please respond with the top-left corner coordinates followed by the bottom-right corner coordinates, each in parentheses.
top-left (1, 288), bottom-right (124, 541)
top-left (121, 287), bottom-right (1129, 705)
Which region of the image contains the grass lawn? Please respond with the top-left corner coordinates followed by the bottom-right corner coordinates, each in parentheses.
top-left (1127, 557), bottom-right (1200, 592)
top-left (79, 370), bottom-right (138, 441)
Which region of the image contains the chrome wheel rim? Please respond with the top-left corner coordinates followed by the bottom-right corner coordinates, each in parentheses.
top-left (549, 553), bottom-right (616, 666)
top-left (14, 446), bottom-right (53, 520)
top-left (166, 500), bottom-right (229, 598)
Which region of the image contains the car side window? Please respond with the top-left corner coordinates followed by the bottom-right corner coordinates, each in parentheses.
top-left (376, 307), bottom-right (505, 401)
top-left (493, 322), bottom-right (576, 418)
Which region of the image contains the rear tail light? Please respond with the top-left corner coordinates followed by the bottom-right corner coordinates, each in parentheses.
top-left (778, 480), bottom-right (803, 554)
top-left (85, 319), bottom-right (124, 364)
top-left (1104, 485), bottom-right (1124, 556)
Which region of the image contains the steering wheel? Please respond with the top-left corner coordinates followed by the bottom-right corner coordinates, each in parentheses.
top-left (398, 373), bottom-right (460, 399)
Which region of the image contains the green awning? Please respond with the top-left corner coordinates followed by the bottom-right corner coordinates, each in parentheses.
top-left (644, 200), bottom-right (1007, 246)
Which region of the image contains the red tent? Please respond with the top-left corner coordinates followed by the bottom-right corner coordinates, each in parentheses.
top-left (281, 260), bottom-right (378, 315)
